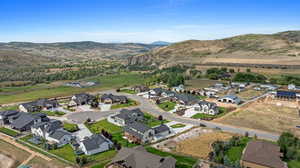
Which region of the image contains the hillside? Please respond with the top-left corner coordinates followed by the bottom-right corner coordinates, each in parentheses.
top-left (128, 31), bottom-right (300, 67)
top-left (0, 41), bottom-right (163, 69)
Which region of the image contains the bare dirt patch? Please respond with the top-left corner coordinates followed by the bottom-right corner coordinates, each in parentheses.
top-left (176, 132), bottom-right (233, 159)
top-left (28, 156), bottom-right (73, 168)
top-left (0, 153), bottom-right (15, 168)
top-left (216, 98), bottom-right (300, 136)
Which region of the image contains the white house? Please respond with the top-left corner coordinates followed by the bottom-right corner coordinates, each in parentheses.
top-left (79, 134), bottom-right (113, 155)
top-left (218, 95), bottom-right (241, 104)
top-left (192, 101), bottom-right (219, 115)
top-left (172, 84), bottom-right (185, 93)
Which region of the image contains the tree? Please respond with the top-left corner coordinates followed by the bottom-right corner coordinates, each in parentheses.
top-left (158, 115), bottom-right (163, 121)
top-left (229, 69), bottom-right (235, 73)
top-left (246, 68), bottom-right (251, 73)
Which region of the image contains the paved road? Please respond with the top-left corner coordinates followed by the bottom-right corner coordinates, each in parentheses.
top-left (67, 90), bottom-right (280, 141)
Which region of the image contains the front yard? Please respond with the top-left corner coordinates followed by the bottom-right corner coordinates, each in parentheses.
top-left (191, 107), bottom-right (228, 120)
top-left (63, 122), bottom-right (79, 132)
top-left (158, 101), bottom-right (176, 111)
top-left (111, 99), bottom-right (138, 109)
top-left (143, 113), bottom-right (169, 127)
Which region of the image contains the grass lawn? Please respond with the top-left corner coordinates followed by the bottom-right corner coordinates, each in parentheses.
top-left (143, 113), bottom-right (169, 127)
top-left (85, 119), bottom-right (122, 134)
top-left (288, 160), bottom-right (300, 168)
top-left (158, 101), bottom-right (176, 111)
top-left (225, 137), bottom-right (250, 163)
top-left (0, 73), bottom-right (146, 104)
top-left (85, 119), bottom-right (137, 147)
top-left (49, 144), bottom-right (77, 163)
top-left (111, 99), bottom-right (138, 109)
top-left (87, 150), bottom-right (117, 165)
top-left (170, 123), bottom-right (186, 128)
top-left (90, 160), bottom-right (111, 168)
top-left (63, 122), bottom-right (79, 132)
top-left (192, 107), bottom-right (228, 120)
top-left (0, 127), bottom-right (19, 137)
top-left (196, 95), bottom-right (207, 100)
top-left (145, 146), bottom-right (197, 168)
top-left (119, 89), bottom-right (137, 94)
top-left (0, 105), bottom-right (19, 111)
top-left (39, 110), bottom-right (66, 116)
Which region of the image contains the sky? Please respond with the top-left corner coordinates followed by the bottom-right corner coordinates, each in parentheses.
top-left (0, 0), bottom-right (299, 43)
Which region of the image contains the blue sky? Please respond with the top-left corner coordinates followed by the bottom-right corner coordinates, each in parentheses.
top-left (0, 0), bottom-right (299, 43)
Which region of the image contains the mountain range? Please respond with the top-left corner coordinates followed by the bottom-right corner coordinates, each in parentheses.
top-left (128, 31), bottom-right (300, 67)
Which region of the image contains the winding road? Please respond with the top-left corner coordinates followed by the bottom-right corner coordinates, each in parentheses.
top-left (67, 90), bottom-right (280, 141)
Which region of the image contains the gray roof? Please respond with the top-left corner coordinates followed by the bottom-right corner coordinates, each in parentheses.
top-left (81, 134), bottom-right (110, 151)
top-left (0, 110), bottom-right (20, 118)
top-left (111, 146), bottom-right (176, 168)
top-left (114, 108), bottom-right (144, 122)
top-left (101, 94), bottom-right (128, 102)
top-left (11, 112), bottom-right (49, 129)
top-left (154, 124), bottom-right (170, 134)
top-left (198, 101), bottom-right (218, 109)
top-left (73, 93), bottom-right (95, 104)
top-left (20, 99), bottom-right (58, 110)
top-left (174, 93), bottom-right (199, 105)
top-left (32, 120), bottom-right (62, 133)
top-left (124, 122), bottom-right (152, 139)
top-left (49, 129), bottom-right (72, 140)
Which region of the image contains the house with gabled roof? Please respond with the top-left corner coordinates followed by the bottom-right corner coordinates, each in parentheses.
top-left (192, 101), bottom-right (219, 115)
top-left (241, 140), bottom-right (287, 168)
top-left (0, 110), bottom-right (20, 125)
top-left (69, 93), bottom-right (96, 106)
top-left (79, 134), bottom-right (113, 155)
top-left (174, 93), bottom-right (199, 106)
top-left (19, 99), bottom-right (59, 113)
top-left (11, 112), bottom-right (49, 131)
top-left (108, 146), bottom-right (176, 168)
top-left (124, 122), bottom-right (154, 144)
top-left (100, 94), bottom-right (128, 104)
top-left (108, 108), bottom-right (144, 126)
top-left (218, 95), bottom-right (241, 104)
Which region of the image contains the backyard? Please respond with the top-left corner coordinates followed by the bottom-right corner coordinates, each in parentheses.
top-left (0, 127), bottom-right (20, 137)
top-left (158, 101), bottom-right (176, 111)
top-left (111, 99), bottom-right (138, 109)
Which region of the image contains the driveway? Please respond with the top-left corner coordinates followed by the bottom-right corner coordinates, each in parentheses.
top-left (67, 90), bottom-right (280, 141)
top-left (73, 124), bottom-right (93, 141)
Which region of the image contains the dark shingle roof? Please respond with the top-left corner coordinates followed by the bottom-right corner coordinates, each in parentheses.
top-left (49, 129), bottom-right (71, 140)
top-left (101, 94), bottom-right (128, 102)
top-left (174, 93), bottom-right (199, 105)
top-left (154, 124), bottom-right (170, 134)
top-left (124, 122), bottom-right (152, 139)
top-left (111, 146), bottom-right (176, 168)
top-left (81, 134), bottom-right (110, 151)
top-left (242, 141), bottom-right (285, 168)
top-left (32, 120), bottom-right (62, 133)
top-left (114, 108), bottom-right (144, 122)
top-left (11, 112), bottom-right (49, 130)
top-left (0, 110), bottom-right (19, 118)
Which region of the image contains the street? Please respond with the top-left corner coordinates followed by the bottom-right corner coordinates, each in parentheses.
top-left (67, 90), bottom-right (280, 141)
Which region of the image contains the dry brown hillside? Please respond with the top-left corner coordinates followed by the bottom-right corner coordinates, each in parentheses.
top-left (128, 31), bottom-right (300, 67)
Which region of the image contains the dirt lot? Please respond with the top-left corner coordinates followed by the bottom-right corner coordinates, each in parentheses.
top-left (0, 139), bottom-right (30, 168)
top-left (216, 98), bottom-right (300, 137)
top-left (153, 128), bottom-right (234, 159)
top-left (176, 132), bottom-right (233, 159)
top-left (236, 89), bottom-right (265, 100)
top-left (28, 156), bottom-right (72, 168)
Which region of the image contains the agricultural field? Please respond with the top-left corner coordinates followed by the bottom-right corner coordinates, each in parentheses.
top-left (176, 132), bottom-right (233, 159)
top-left (0, 73), bottom-right (145, 104)
top-left (216, 100), bottom-right (300, 137)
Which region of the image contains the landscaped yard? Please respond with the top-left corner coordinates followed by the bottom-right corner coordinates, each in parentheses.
top-left (111, 99), bottom-right (138, 109)
top-left (85, 119), bottom-right (136, 147)
top-left (49, 144), bottom-right (76, 162)
top-left (119, 89), bottom-right (137, 94)
top-left (170, 123), bottom-right (186, 128)
top-left (143, 113), bottom-right (169, 127)
top-left (0, 127), bottom-right (19, 137)
top-left (145, 146), bottom-right (198, 168)
top-left (158, 101), bottom-right (176, 111)
top-left (85, 119), bottom-right (122, 134)
top-left (191, 107), bottom-right (228, 120)
top-left (63, 122), bottom-right (79, 132)
top-left (39, 110), bottom-right (65, 116)
top-left (288, 160), bottom-right (300, 168)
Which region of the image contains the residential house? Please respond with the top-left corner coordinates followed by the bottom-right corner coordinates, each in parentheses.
top-left (288, 84), bottom-right (300, 90)
top-left (108, 146), bottom-right (176, 168)
top-left (19, 99), bottom-right (59, 113)
top-left (218, 95), bottom-right (241, 104)
top-left (31, 119), bottom-right (72, 147)
top-left (11, 113), bottom-right (49, 131)
top-left (124, 122), bottom-right (154, 144)
top-left (153, 124), bottom-right (171, 137)
top-left (108, 109), bottom-right (144, 126)
top-left (174, 93), bottom-right (199, 106)
top-left (79, 134), bottom-right (113, 155)
top-left (69, 93), bottom-right (95, 106)
top-left (0, 110), bottom-right (20, 125)
top-left (193, 101), bottom-right (219, 115)
top-left (240, 140), bottom-right (287, 168)
top-left (260, 84), bottom-right (278, 91)
top-left (172, 84), bottom-right (185, 93)
top-left (100, 94), bottom-right (128, 104)
top-left (132, 85), bottom-right (150, 93)
top-left (47, 129), bottom-right (73, 147)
